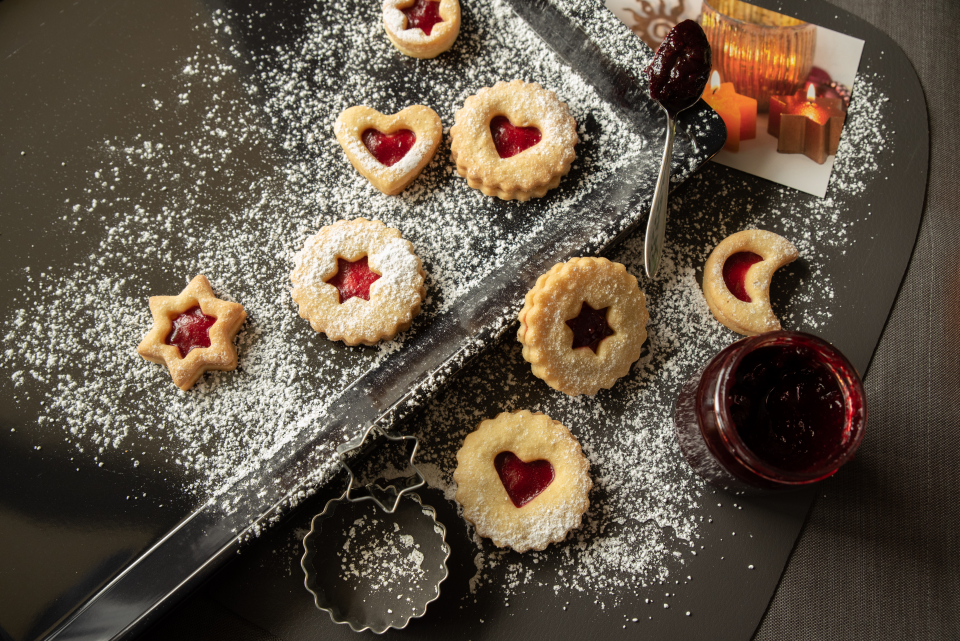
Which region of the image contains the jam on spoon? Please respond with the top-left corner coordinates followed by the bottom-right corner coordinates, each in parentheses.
top-left (642, 20), bottom-right (712, 278)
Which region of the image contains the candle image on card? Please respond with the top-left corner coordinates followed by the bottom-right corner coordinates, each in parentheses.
top-left (701, 70), bottom-right (758, 152)
top-left (768, 84), bottom-right (846, 164)
top-left (606, 0), bottom-right (865, 197)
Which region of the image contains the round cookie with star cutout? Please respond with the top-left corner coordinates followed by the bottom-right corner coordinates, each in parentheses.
top-left (517, 257), bottom-right (648, 396)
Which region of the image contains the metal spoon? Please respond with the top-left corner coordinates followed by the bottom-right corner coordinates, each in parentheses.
top-left (644, 99), bottom-right (698, 279)
top-left (641, 19), bottom-right (712, 279)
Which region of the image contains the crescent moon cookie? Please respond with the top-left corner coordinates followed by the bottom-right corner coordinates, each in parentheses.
top-left (702, 229), bottom-right (799, 336)
top-left (136, 275), bottom-right (247, 391)
top-left (382, 0), bottom-right (460, 59)
top-left (453, 410), bottom-right (592, 553)
top-left (517, 257), bottom-right (649, 396)
top-left (335, 105), bottom-right (443, 196)
top-left (449, 80), bottom-right (578, 201)
top-left (290, 218), bottom-right (426, 346)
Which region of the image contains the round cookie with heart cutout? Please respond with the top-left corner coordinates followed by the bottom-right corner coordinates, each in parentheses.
top-left (450, 80), bottom-right (578, 201)
top-left (453, 410), bottom-right (592, 553)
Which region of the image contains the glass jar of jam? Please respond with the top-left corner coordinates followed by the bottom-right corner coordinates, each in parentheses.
top-left (674, 331), bottom-right (866, 492)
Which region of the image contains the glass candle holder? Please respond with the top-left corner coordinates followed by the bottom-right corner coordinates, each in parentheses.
top-left (699, 0), bottom-right (816, 112)
top-left (674, 331), bottom-right (866, 493)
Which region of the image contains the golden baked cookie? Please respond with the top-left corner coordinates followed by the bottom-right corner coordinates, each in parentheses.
top-left (136, 275), bottom-right (247, 391)
top-left (450, 80), bottom-right (578, 201)
top-left (517, 257), bottom-right (648, 396)
top-left (335, 105), bottom-right (442, 196)
top-left (382, 0), bottom-right (460, 59)
top-left (702, 229), bottom-right (799, 336)
top-left (453, 410), bottom-right (592, 553)
top-left (291, 218), bottom-right (426, 346)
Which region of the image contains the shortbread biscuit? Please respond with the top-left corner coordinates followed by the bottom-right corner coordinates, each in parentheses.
top-left (702, 229), bottom-right (799, 336)
top-left (517, 257), bottom-right (648, 396)
top-left (136, 275), bottom-right (247, 391)
top-left (335, 105), bottom-right (442, 196)
top-left (291, 218), bottom-right (426, 346)
top-left (450, 80), bottom-right (578, 201)
top-left (454, 410), bottom-right (591, 553)
top-left (383, 0), bottom-right (460, 59)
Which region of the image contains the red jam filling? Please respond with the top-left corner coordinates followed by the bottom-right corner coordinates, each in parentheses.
top-left (728, 345), bottom-right (847, 473)
top-left (644, 19), bottom-right (712, 117)
top-left (326, 256), bottom-right (381, 303)
top-left (166, 306), bottom-right (216, 358)
top-left (565, 302), bottom-right (614, 353)
top-left (401, 0), bottom-right (444, 36)
top-left (490, 116), bottom-right (542, 159)
top-left (494, 451), bottom-right (555, 508)
top-left (362, 129), bottom-right (416, 167)
top-left (722, 252), bottom-right (763, 303)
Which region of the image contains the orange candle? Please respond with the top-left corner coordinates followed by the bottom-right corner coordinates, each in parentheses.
top-left (701, 71), bottom-right (758, 152)
top-left (769, 84), bottom-right (846, 164)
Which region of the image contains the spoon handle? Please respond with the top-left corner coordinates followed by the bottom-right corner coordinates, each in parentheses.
top-left (643, 112), bottom-right (677, 279)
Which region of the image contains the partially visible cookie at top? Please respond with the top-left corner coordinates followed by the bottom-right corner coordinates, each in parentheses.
top-left (290, 218), bottom-right (426, 346)
top-left (701, 229), bottom-right (798, 336)
top-left (518, 257), bottom-right (648, 396)
top-left (382, 0), bottom-right (461, 59)
top-left (450, 80), bottom-right (578, 201)
top-left (453, 409), bottom-right (592, 553)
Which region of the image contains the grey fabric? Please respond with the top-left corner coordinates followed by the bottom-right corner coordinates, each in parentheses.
top-left (754, 0), bottom-right (960, 639)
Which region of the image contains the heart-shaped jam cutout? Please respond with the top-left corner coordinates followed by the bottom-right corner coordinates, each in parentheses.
top-left (723, 252), bottom-right (763, 302)
top-left (362, 128), bottom-right (417, 167)
top-left (402, 0), bottom-right (444, 36)
top-left (565, 302), bottom-right (614, 353)
top-left (490, 116), bottom-right (542, 159)
top-left (166, 306), bottom-right (216, 358)
top-left (326, 256), bottom-right (381, 303)
top-left (494, 451), bottom-right (555, 508)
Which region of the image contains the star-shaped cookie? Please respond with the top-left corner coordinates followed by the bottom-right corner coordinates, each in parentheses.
top-left (136, 275), bottom-right (247, 390)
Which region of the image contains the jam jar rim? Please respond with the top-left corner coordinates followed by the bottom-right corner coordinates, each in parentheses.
top-left (711, 330), bottom-right (867, 485)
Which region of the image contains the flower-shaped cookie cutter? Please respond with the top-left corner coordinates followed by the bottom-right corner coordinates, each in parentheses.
top-left (301, 425), bottom-right (450, 634)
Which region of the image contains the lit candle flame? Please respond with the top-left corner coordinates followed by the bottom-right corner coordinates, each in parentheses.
top-left (806, 83), bottom-right (816, 101)
top-left (710, 70), bottom-right (721, 93)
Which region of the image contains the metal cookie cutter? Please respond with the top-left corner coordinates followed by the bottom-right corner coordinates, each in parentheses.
top-left (301, 425), bottom-right (450, 634)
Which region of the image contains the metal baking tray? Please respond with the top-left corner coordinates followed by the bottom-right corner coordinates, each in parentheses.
top-left (0, 0), bottom-right (724, 638)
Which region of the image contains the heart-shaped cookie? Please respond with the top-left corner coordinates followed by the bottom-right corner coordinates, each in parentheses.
top-left (702, 229), bottom-right (799, 336)
top-left (494, 451), bottom-right (555, 507)
top-left (335, 105), bottom-right (442, 196)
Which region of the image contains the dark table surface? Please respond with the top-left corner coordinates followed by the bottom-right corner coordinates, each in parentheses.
top-left (132, 0), bottom-right (958, 638)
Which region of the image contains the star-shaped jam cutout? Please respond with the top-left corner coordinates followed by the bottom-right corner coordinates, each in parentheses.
top-left (325, 256), bottom-right (381, 303)
top-left (136, 275), bottom-right (247, 391)
top-left (565, 302), bottom-right (615, 353)
top-left (402, 0), bottom-right (444, 36)
top-left (167, 306), bottom-right (217, 357)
